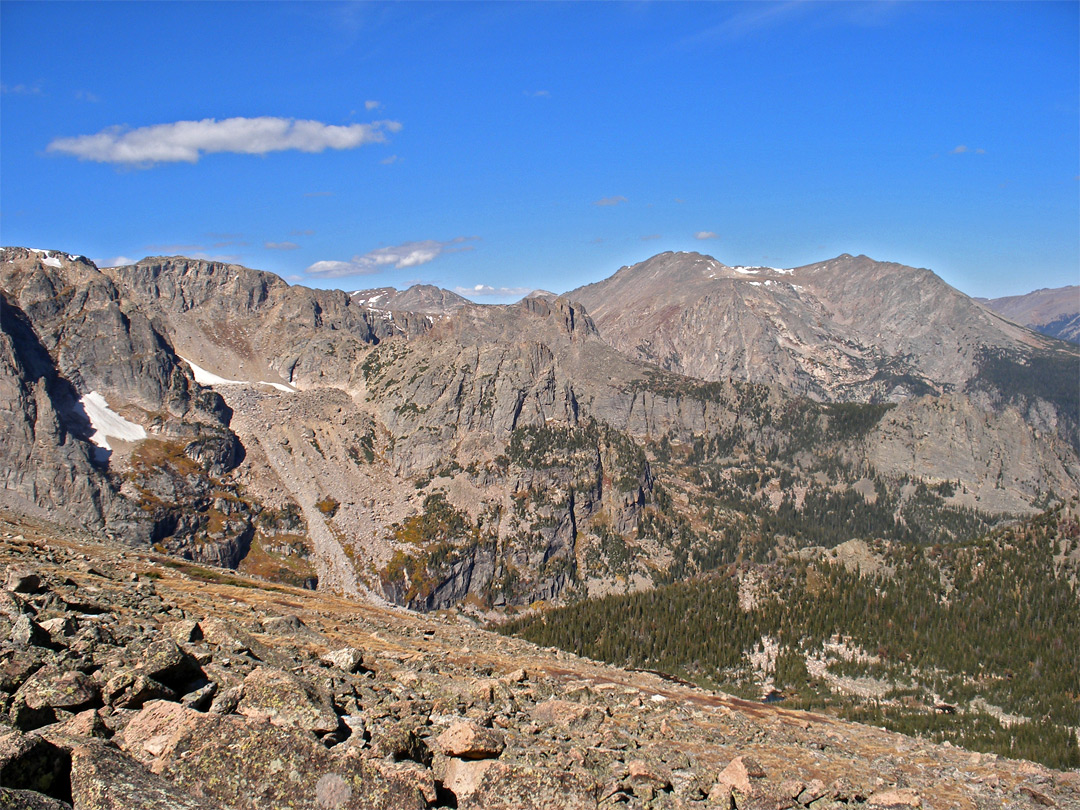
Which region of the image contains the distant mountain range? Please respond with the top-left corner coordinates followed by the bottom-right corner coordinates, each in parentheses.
top-left (978, 285), bottom-right (1080, 344)
top-left (2, 246), bottom-right (1077, 613)
top-left (568, 251), bottom-right (1064, 401)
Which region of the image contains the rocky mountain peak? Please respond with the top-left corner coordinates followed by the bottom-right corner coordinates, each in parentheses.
top-left (569, 249), bottom-right (1063, 402)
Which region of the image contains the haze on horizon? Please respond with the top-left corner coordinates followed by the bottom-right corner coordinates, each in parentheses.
top-left (1, 1), bottom-right (1077, 302)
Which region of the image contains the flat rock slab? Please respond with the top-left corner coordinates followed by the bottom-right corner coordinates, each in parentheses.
top-left (237, 665), bottom-right (338, 735)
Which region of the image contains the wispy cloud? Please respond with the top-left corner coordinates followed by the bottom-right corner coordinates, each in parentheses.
top-left (265, 241), bottom-right (300, 251)
top-left (95, 255), bottom-right (136, 268)
top-left (365, 100), bottom-right (382, 111)
top-left (695, 231), bottom-right (719, 240)
top-left (1, 83), bottom-right (42, 95)
top-left (381, 154), bottom-right (400, 165)
top-left (306, 237), bottom-right (478, 279)
top-left (146, 243), bottom-right (207, 253)
top-left (641, 234), bottom-right (662, 241)
top-left (947, 144), bottom-right (987, 156)
top-left (679, 1), bottom-right (807, 47)
top-left (456, 284), bottom-right (533, 299)
top-left (47, 116), bottom-right (402, 167)
top-left (594, 195), bottom-right (628, 207)
top-left (75, 90), bottom-right (100, 103)
top-left (525, 90), bottom-right (551, 98)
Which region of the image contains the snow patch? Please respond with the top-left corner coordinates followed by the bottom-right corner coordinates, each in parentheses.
top-left (179, 355), bottom-right (296, 393)
top-left (41, 255), bottom-right (62, 269)
top-left (80, 391), bottom-right (147, 450)
top-left (179, 356), bottom-right (247, 386)
top-left (259, 381), bottom-right (297, 393)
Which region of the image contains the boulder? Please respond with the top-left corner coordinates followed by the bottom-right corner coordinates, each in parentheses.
top-left (0, 729), bottom-right (71, 804)
top-left (321, 647), bottom-right (364, 673)
top-left (433, 721), bottom-right (505, 760)
top-left (0, 787), bottom-right (73, 809)
top-left (68, 743), bottom-right (218, 810)
top-left (458, 762), bottom-right (598, 810)
top-left (868, 788), bottom-right (922, 807)
top-left (10, 616), bottom-right (51, 649)
top-left (148, 712), bottom-right (429, 810)
top-left (103, 670), bottom-right (175, 710)
top-left (529, 699), bottom-right (594, 729)
top-left (716, 755), bottom-right (766, 794)
top-left (4, 569), bottom-right (43, 594)
top-left (236, 666), bottom-right (339, 735)
top-left (16, 665), bottom-right (99, 713)
top-left (135, 638), bottom-right (198, 689)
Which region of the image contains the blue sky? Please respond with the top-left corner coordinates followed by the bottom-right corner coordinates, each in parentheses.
top-left (1, 1), bottom-right (1077, 301)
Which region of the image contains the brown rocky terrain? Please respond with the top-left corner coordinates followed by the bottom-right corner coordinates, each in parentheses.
top-left (567, 252), bottom-right (1070, 403)
top-left (980, 286), bottom-right (1080, 345)
top-left (2, 509), bottom-right (1078, 810)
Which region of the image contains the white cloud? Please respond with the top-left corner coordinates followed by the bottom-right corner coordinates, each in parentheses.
top-left (365, 100), bottom-right (382, 110)
top-left (593, 195), bottom-right (628, 207)
top-left (46, 116), bottom-right (403, 166)
top-left (950, 145), bottom-right (969, 155)
top-left (381, 154), bottom-right (400, 165)
top-left (95, 255), bottom-right (136, 268)
top-left (695, 231), bottom-right (719, 240)
top-left (265, 241), bottom-right (300, 251)
top-left (455, 284), bottom-right (533, 298)
top-left (306, 237), bottom-right (478, 279)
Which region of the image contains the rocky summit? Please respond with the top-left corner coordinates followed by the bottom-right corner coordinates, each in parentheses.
top-left (1, 512), bottom-right (1078, 810)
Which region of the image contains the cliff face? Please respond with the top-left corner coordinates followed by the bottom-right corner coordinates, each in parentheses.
top-left (0, 249), bottom-right (251, 562)
top-left (3, 247), bottom-right (1078, 613)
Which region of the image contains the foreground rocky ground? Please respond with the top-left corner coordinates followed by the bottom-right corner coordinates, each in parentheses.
top-left (1, 510), bottom-right (1077, 810)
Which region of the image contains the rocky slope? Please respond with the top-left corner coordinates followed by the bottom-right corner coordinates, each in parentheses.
top-left (3, 248), bottom-right (1078, 615)
top-left (980, 286), bottom-right (1080, 345)
top-left (2, 509), bottom-right (1077, 810)
top-left (567, 252), bottom-right (1071, 403)
top-left (350, 284), bottom-right (471, 316)
top-left (0, 249), bottom-right (246, 557)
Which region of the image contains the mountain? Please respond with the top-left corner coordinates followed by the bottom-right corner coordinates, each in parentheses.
top-left (567, 251), bottom-right (1067, 402)
top-left (350, 283), bottom-right (472, 316)
top-left (3, 245), bottom-right (1080, 786)
top-left (980, 285), bottom-right (1080, 344)
top-left (5, 247), bottom-right (1076, 612)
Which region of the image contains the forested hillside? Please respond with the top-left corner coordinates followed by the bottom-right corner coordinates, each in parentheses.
top-left (497, 502), bottom-right (1080, 769)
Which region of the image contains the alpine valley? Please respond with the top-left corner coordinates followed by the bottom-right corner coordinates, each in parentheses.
top-left (2, 245), bottom-right (1079, 808)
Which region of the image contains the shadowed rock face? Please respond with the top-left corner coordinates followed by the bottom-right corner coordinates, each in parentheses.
top-left (0, 249), bottom-right (241, 542)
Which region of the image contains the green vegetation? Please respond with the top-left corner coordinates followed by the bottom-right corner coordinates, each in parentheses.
top-left (970, 346), bottom-right (1080, 451)
top-left (496, 504), bottom-right (1080, 769)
